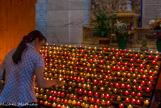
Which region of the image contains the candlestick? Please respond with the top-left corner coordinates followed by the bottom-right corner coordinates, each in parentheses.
top-left (127, 104), bottom-right (133, 108)
top-left (144, 100), bottom-right (149, 106)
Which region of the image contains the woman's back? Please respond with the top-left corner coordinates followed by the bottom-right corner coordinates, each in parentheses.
top-left (0, 44), bottom-right (44, 106)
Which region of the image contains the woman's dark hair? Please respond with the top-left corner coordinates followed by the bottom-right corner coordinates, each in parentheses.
top-left (12, 30), bottom-right (47, 64)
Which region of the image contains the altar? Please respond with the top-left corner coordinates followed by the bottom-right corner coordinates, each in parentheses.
top-left (82, 0), bottom-right (157, 49)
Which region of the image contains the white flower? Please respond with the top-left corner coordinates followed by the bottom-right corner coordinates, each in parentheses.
top-left (149, 20), bottom-right (155, 25)
top-left (115, 20), bottom-right (127, 29)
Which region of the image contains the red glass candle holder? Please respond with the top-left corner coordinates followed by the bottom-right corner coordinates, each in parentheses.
top-left (119, 103), bottom-right (124, 108)
top-left (131, 98), bottom-right (136, 103)
top-left (53, 97), bottom-right (57, 101)
top-left (149, 70), bottom-right (153, 74)
top-left (94, 92), bottom-right (99, 97)
top-left (126, 84), bottom-right (131, 89)
top-left (142, 75), bottom-right (147, 79)
top-left (121, 84), bottom-right (126, 88)
top-left (125, 98), bottom-right (130, 102)
top-left (105, 75), bottom-right (109, 80)
top-left (88, 91), bottom-right (93, 96)
top-left (137, 59), bottom-right (141, 63)
top-left (90, 98), bottom-right (95, 103)
top-left (112, 66), bottom-right (117, 70)
top-left (111, 48), bottom-right (115, 52)
top-left (146, 87), bottom-right (151, 92)
top-left (64, 99), bottom-right (68, 104)
top-left (76, 101), bottom-right (81, 106)
top-left (154, 56), bottom-right (159, 60)
top-left (131, 92), bottom-right (136, 96)
top-left (115, 83), bottom-right (119, 87)
top-left (137, 86), bottom-right (142, 91)
top-left (39, 100), bottom-right (44, 105)
top-left (124, 62), bottom-right (128, 66)
top-left (117, 62), bottom-right (121, 65)
top-left (137, 92), bottom-right (142, 97)
top-left (93, 80), bottom-right (98, 84)
top-left (89, 59), bottom-right (93, 63)
top-left (123, 49), bottom-right (127, 52)
top-left (49, 96), bottom-right (53, 100)
top-left (149, 76), bottom-right (154, 80)
top-left (148, 55), bottom-right (152, 59)
top-left (140, 64), bottom-right (144, 68)
top-left (84, 54), bottom-right (88, 58)
top-left (147, 81), bottom-right (152, 86)
top-left (152, 60), bottom-right (157, 64)
top-left (105, 94), bottom-right (110, 99)
top-left (99, 80), bottom-right (104, 85)
top-left (117, 67), bottom-right (121, 70)
top-left (57, 104), bottom-right (61, 108)
top-left (106, 101), bottom-right (111, 105)
top-left (115, 52), bottom-right (119, 56)
top-left (136, 100), bottom-right (141, 105)
top-left (53, 91), bottom-right (58, 95)
top-left (121, 67), bottom-right (126, 71)
top-left (124, 90), bottom-right (129, 95)
top-left (78, 89), bottom-right (83, 94)
top-left (141, 81), bottom-right (146, 85)
top-left (120, 53), bottom-right (124, 56)
top-left (130, 58), bottom-right (134, 62)
top-left (95, 99), bottom-right (100, 104)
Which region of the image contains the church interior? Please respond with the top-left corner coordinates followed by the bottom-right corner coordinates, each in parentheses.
top-left (0, 0), bottom-right (161, 108)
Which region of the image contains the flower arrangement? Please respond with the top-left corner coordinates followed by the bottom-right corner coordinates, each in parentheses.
top-left (114, 20), bottom-right (134, 39)
top-left (149, 19), bottom-right (161, 39)
top-left (149, 19), bottom-right (161, 52)
top-left (113, 20), bottom-right (134, 49)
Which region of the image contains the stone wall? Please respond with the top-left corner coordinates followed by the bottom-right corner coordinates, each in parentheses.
top-left (46, 0), bottom-right (90, 45)
top-left (142, 0), bottom-right (161, 28)
top-left (36, 0), bottom-right (47, 36)
top-left (36, 0), bottom-right (142, 44)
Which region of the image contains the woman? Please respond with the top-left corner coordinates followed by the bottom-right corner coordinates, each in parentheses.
top-left (0, 30), bottom-right (63, 108)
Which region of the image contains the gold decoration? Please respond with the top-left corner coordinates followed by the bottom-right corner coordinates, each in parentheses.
top-left (40, 88), bottom-right (44, 93)
top-left (93, 85), bottom-right (98, 90)
top-left (113, 88), bottom-right (117, 93)
top-left (127, 79), bottom-right (131, 83)
top-left (44, 101), bottom-right (48, 106)
top-left (100, 87), bottom-right (105, 91)
top-left (35, 93), bottom-right (39, 98)
top-left (83, 96), bottom-right (88, 101)
top-left (43, 95), bottom-right (48, 100)
top-left (144, 100), bottom-right (149, 106)
top-left (101, 100), bottom-right (106, 105)
top-left (117, 96), bottom-right (121, 101)
top-left (72, 100), bottom-right (76, 105)
top-left (52, 102), bottom-right (57, 107)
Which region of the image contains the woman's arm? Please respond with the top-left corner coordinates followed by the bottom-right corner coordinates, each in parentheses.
top-left (34, 67), bottom-right (64, 88)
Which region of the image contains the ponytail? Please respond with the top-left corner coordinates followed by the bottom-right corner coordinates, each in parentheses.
top-left (12, 40), bottom-right (27, 64)
top-left (12, 30), bottom-right (46, 64)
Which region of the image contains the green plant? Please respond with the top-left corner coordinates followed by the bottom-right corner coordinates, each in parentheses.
top-left (92, 11), bottom-right (116, 37)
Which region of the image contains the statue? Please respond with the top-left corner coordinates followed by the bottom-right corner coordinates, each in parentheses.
top-left (119, 0), bottom-right (132, 11)
top-left (140, 36), bottom-right (148, 52)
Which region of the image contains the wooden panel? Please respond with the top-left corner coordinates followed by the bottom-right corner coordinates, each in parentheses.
top-left (0, 0), bottom-right (37, 63)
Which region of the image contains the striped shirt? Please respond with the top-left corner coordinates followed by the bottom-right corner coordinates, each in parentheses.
top-left (0, 43), bottom-right (44, 106)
